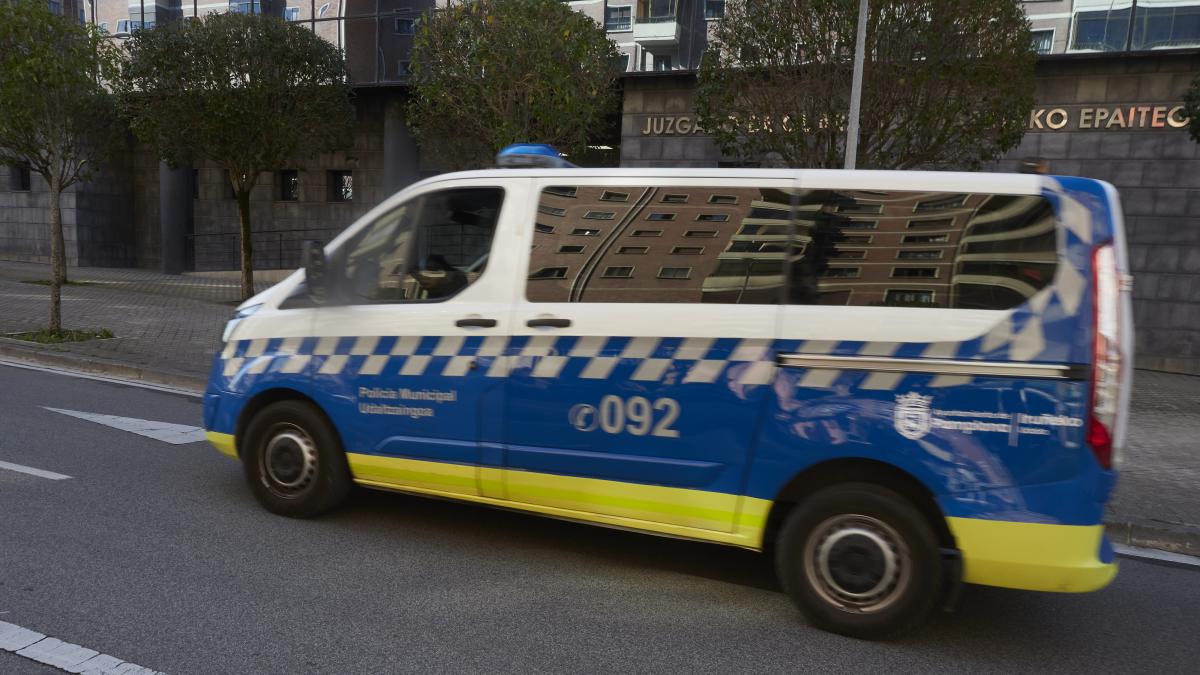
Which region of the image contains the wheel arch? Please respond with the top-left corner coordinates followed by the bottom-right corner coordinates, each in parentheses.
top-left (762, 458), bottom-right (955, 551)
top-left (235, 387), bottom-right (336, 459)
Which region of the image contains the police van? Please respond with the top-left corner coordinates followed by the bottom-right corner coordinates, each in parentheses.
top-left (204, 145), bottom-right (1133, 639)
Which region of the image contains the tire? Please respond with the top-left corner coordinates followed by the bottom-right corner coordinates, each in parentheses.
top-left (776, 483), bottom-right (944, 640)
top-left (241, 400), bottom-right (352, 518)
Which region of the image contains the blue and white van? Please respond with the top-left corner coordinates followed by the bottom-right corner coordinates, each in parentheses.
top-left (204, 148), bottom-right (1132, 639)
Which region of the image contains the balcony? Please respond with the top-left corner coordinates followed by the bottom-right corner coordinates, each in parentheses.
top-left (633, 0), bottom-right (680, 45)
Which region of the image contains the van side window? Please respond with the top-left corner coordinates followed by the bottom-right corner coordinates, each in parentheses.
top-left (528, 185), bottom-right (792, 304)
top-left (334, 187), bottom-right (503, 304)
top-left (784, 190), bottom-right (1057, 309)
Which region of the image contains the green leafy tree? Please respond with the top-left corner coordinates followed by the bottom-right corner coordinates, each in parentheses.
top-left (696, 0), bottom-right (1036, 169)
top-left (1184, 73), bottom-right (1200, 145)
top-left (408, 0), bottom-right (620, 170)
top-left (0, 0), bottom-right (122, 332)
top-left (120, 13), bottom-right (355, 300)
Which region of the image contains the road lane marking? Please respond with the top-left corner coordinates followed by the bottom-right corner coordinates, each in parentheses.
top-left (0, 620), bottom-right (165, 674)
top-left (0, 460), bottom-right (71, 480)
top-left (43, 408), bottom-right (206, 445)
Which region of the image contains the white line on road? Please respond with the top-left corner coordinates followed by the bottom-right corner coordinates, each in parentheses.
top-left (1114, 543), bottom-right (1200, 570)
top-left (0, 460), bottom-right (71, 480)
top-left (43, 408), bottom-right (207, 445)
top-left (0, 620), bottom-right (165, 674)
top-left (0, 359), bottom-right (202, 398)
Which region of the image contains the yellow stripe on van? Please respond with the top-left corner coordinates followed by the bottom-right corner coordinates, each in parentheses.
top-left (346, 453), bottom-right (769, 549)
top-left (206, 431), bottom-right (238, 459)
top-left (947, 517), bottom-right (1116, 592)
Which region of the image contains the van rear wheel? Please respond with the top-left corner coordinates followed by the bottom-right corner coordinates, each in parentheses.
top-left (242, 400), bottom-right (351, 518)
top-left (776, 483), bottom-right (944, 640)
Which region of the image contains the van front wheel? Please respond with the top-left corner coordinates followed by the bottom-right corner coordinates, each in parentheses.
top-left (242, 400), bottom-right (351, 518)
top-left (776, 483), bottom-right (944, 640)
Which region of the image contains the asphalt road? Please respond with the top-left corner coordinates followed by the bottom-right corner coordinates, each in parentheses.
top-left (1, 363), bottom-right (1198, 674)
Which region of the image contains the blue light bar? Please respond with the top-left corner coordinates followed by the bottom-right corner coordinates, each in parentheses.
top-left (496, 143), bottom-right (578, 168)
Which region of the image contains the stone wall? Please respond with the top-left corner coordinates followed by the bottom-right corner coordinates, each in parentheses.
top-left (188, 94), bottom-right (391, 272)
top-left (621, 56), bottom-right (1200, 375)
top-left (991, 52), bottom-right (1200, 375)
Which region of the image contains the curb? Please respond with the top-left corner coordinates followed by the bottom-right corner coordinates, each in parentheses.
top-left (2, 339), bottom-right (1199, 561)
top-left (0, 338), bottom-right (206, 393)
top-left (1105, 519), bottom-right (1200, 558)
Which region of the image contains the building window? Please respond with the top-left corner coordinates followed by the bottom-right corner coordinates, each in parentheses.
top-left (582, 211), bottom-right (615, 220)
top-left (398, 61), bottom-right (412, 76)
top-left (99, 22), bottom-right (109, 33)
top-left (832, 249), bottom-right (866, 259)
top-left (328, 170), bottom-right (353, 202)
top-left (671, 246), bottom-right (704, 255)
top-left (885, 289), bottom-right (934, 305)
top-left (285, 7), bottom-right (300, 21)
top-left (841, 235), bottom-right (872, 244)
top-left (1071, 9), bottom-right (1131, 51)
top-left (617, 246), bottom-right (648, 254)
top-left (709, 194), bottom-right (737, 204)
top-left (599, 190), bottom-right (629, 202)
top-left (898, 249), bottom-right (943, 260)
top-left (705, 0), bottom-right (725, 19)
top-left (1031, 29), bottom-right (1054, 54)
top-left (48, 0), bottom-right (62, 14)
top-left (695, 213), bottom-right (729, 222)
top-left (558, 245), bottom-right (585, 254)
top-left (571, 227), bottom-right (601, 236)
top-left (1131, 6), bottom-right (1200, 50)
top-left (907, 218), bottom-right (953, 229)
top-left (646, 212), bottom-right (676, 221)
top-left (191, 169), bottom-right (199, 200)
top-left (538, 204), bottom-right (566, 217)
top-left (395, 17), bottom-right (415, 34)
top-left (914, 194), bottom-right (966, 212)
top-left (277, 170), bottom-right (299, 201)
top-left (662, 193), bottom-right (688, 203)
top-left (824, 267), bottom-right (860, 278)
top-left (229, 1), bottom-right (261, 15)
top-left (902, 234), bottom-right (948, 244)
top-left (8, 164), bottom-right (32, 192)
top-left (545, 186), bottom-right (577, 198)
top-left (684, 230), bottom-right (718, 238)
top-left (601, 266), bottom-right (634, 278)
top-left (605, 5), bottom-right (632, 31)
top-left (530, 267), bottom-right (568, 280)
top-left (535, 223), bottom-right (555, 234)
top-left (892, 267), bottom-right (938, 278)
top-left (658, 267), bottom-right (692, 279)
top-left (841, 220), bottom-right (877, 230)
top-left (653, 54), bottom-right (673, 71)
top-left (631, 229), bottom-right (663, 237)
top-left (749, 206), bottom-right (790, 219)
top-left (836, 200), bottom-right (883, 215)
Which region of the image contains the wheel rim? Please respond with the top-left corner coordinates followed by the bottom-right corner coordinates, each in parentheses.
top-left (260, 424), bottom-right (318, 498)
top-left (803, 514), bottom-right (911, 614)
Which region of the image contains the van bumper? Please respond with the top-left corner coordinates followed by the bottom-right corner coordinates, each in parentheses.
top-left (946, 517), bottom-right (1117, 593)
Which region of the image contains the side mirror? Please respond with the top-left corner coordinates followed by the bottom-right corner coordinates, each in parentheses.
top-left (303, 240), bottom-right (328, 302)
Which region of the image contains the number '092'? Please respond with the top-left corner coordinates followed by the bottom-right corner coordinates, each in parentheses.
top-left (573, 395), bottom-right (680, 438)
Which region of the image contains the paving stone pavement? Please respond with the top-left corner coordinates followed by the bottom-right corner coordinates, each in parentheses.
top-left (0, 260), bottom-right (1196, 549)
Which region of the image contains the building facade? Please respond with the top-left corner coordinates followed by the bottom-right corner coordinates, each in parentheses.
top-left (2, 0), bottom-right (1199, 374)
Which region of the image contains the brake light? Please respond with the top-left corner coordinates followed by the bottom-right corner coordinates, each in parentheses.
top-left (1088, 243), bottom-right (1122, 470)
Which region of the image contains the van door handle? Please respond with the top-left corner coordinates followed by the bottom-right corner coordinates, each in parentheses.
top-left (526, 318), bottom-right (572, 328)
top-left (456, 317), bottom-right (497, 328)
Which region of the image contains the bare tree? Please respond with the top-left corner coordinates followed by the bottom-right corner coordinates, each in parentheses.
top-left (695, 0), bottom-right (1036, 169)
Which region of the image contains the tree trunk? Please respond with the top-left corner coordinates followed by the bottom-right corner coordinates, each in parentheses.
top-left (237, 188), bottom-right (255, 300)
top-left (48, 176), bottom-right (65, 333)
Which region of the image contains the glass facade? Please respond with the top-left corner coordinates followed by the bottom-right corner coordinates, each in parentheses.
top-left (1029, 0), bottom-right (1200, 54)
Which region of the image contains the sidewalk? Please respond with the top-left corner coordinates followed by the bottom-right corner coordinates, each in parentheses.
top-left (0, 260), bottom-right (1196, 555)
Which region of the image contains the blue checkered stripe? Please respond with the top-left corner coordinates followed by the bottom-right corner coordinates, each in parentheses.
top-left (218, 335), bottom-right (780, 386)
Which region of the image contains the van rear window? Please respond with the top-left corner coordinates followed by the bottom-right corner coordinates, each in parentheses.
top-left (786, 190), bottom-right (1058, 309)
top-left (526, 186), bottom-right (1058, 309)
